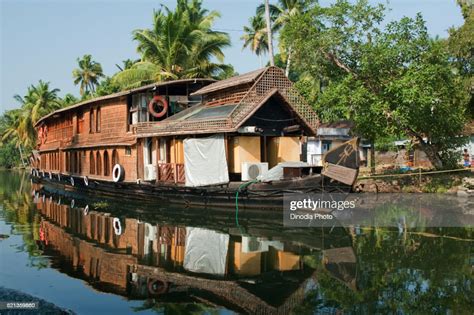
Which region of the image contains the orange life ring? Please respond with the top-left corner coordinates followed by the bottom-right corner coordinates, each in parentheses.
top-left (148, 95), bottom-right (168, 118)
top-left (147, 279), bottom-right (168, 295)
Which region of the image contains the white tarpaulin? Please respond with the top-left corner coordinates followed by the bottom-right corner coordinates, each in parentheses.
top-left (184, 134), bottom-right (229, 187)
top-left (183, 227), bottom-right (229, 275)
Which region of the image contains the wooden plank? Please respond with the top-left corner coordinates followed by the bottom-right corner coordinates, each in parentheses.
top-left (322, 163), bottom-right (358, 186)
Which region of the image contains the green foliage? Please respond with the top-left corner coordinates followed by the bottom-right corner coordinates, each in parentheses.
top-left (115, 58), bottom-right (139, 72)
top-left (447, 6), bottom-right (473, 117)
top-left (249, 0), bottom-right (307, 74)
top-left (0, 80), bottom-right (64, 167)
top-left (112, 61), bottom-right (161, 89)
top-left (73, 54), bottom-right (105, 96)
top-left (95, 77), bottom-right (120, 96)
top-left (282, 0), bottom-right (470, 168)
top-left (457, 0), bottom-right (473, 19)
top-left (0, 141), bottom-right (20, 168)
top-left (60, 93), bottom-right (78, 107)
top-left (1, 81), bottom-right (61, 154)
top-left (241, 13), bottom-right (269, 58)
top-left (213, 64), bottom-right (237, 80)
top-left (115, 0), bottom-right (231, 89)
top-left (374, 135), bottom-right (399, 152)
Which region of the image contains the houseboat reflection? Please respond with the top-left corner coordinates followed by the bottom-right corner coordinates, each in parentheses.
top-left (32, 184), bottom-right (356, 314)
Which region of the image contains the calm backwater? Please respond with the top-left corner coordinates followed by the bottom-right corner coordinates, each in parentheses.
top-left (0, 170), bottom-right (473, 314)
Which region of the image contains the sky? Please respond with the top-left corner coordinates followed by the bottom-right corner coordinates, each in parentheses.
top-left (0, 0), bottom-right (465, 113)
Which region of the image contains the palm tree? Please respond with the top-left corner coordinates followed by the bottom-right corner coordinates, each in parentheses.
top-left (257, 0), bottom-right (306, 76)
top-left (241, 14), bottom-right (269, 67)
top-left (16, 80), bottom-right (61, 125)
top-left (5, 81), bottom-right (61, 151)
top-left (1, 109), bottom-right (28, 165)
top-left (264, 0), bottom-right (275, 66)
top-left (60, 93), bottom-right (78, 107)
top-left (115, 59), bottom-right (138, 72)
top-left (1, 109), bottom-right (21, 144)
top-left (72, 54), bottom-right (104, 96)
top-left (114, 0), bottom-right (231, 89)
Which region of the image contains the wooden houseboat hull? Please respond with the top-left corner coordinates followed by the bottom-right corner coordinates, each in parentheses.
top-left (32, 173), bottom-right (352, 211)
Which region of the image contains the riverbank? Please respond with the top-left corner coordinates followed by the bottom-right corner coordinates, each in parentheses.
top-left (356, 168), bottom-right (474, 194)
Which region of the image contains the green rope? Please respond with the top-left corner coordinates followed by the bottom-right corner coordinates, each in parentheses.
top-left (235, 179), bottom-right (259, 229)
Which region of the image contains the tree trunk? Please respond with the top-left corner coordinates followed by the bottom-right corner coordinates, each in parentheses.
top-left (285, 46), bottom-right (292, 77)
top-left (370, 141), bottom-right (376, 175)
top-left (18, 145), bottom-right (27, 167)
top-left (415, 141), bottom-right (443, 169)
top-left (264, 0), bottom-right (275, 66)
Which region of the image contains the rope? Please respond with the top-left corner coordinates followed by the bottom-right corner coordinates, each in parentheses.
top-left (358, 168), bottom-right (471, 180)
top-left (235, 179), bottom-right (260, 230)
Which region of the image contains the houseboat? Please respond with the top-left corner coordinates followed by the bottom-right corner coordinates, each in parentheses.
top-left (31, 67), bottom-right (360, 209)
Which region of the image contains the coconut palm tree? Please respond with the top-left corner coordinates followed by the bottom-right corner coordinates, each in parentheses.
top-left (7, 81), bottom-right (61, 150)
top-left (115, 59), bottom-right (138, 72)
top-left (72, 54), bottom-right (104, 96)
top-left (1, 109), bottom-right (21, 145)
top-left (16, 80), bottom-right (62, 125)
top-left (1, 109), bottom-right (28, 165)
top-left (264, 0), bottom-right (275, 66)
top-left (61, 93), bottom-right (78, 107)
top-left (257, 0), bottom-right (306, 76)
top-left (241, 14), bottom-right (269, 67)
top-left (113, 0), bottom-right (231, 89)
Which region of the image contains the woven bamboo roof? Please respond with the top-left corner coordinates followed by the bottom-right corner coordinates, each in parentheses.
top-left (137, 67), bottom-right (319, 137)
top-left (35, 78), bottom-right (215, 127)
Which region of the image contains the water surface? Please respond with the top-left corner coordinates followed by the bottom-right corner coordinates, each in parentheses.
top-left (0, 170), bottom-right (472, 314)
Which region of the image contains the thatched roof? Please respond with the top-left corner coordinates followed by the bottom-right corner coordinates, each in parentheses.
top-left (35, 78), bottom-right (215, 127)
top-left (191, 68), bottom-right (266, 96)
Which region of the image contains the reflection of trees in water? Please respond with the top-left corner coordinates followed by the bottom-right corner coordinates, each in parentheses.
top-left (0, 170), bottom-right (48, 269)
top-left (296, 226), bottom-right (473, 314)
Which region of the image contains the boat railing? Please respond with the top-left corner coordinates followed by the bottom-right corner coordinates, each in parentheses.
top-left (135, 117), bottom-right (233, 136)
top-left (157, 163), bottom-right (185, 183)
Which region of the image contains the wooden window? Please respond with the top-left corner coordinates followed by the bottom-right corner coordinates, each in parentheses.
top-left (89, 151), bottom-right (95, 175)
top-left (125, 147), bottom-right (131, 156)
top-left (89, 108), bottom-right (95, 133)
top-left (112, 149), bottom-right (119, 166)
top-left (70, 152), bottom-right (76, 173)
top-left (103, 151), bottom-right (110, 176)
top-left (127, 95), bottom-right (133, 131)
top-left (77, 151), bottom-right (81, 174)
top-left (96, 107), bottom-right (101, 133)
top-left (96, 151), bottom-right (102, 175)
top-left (77, 111), bottom-right (84, 134)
